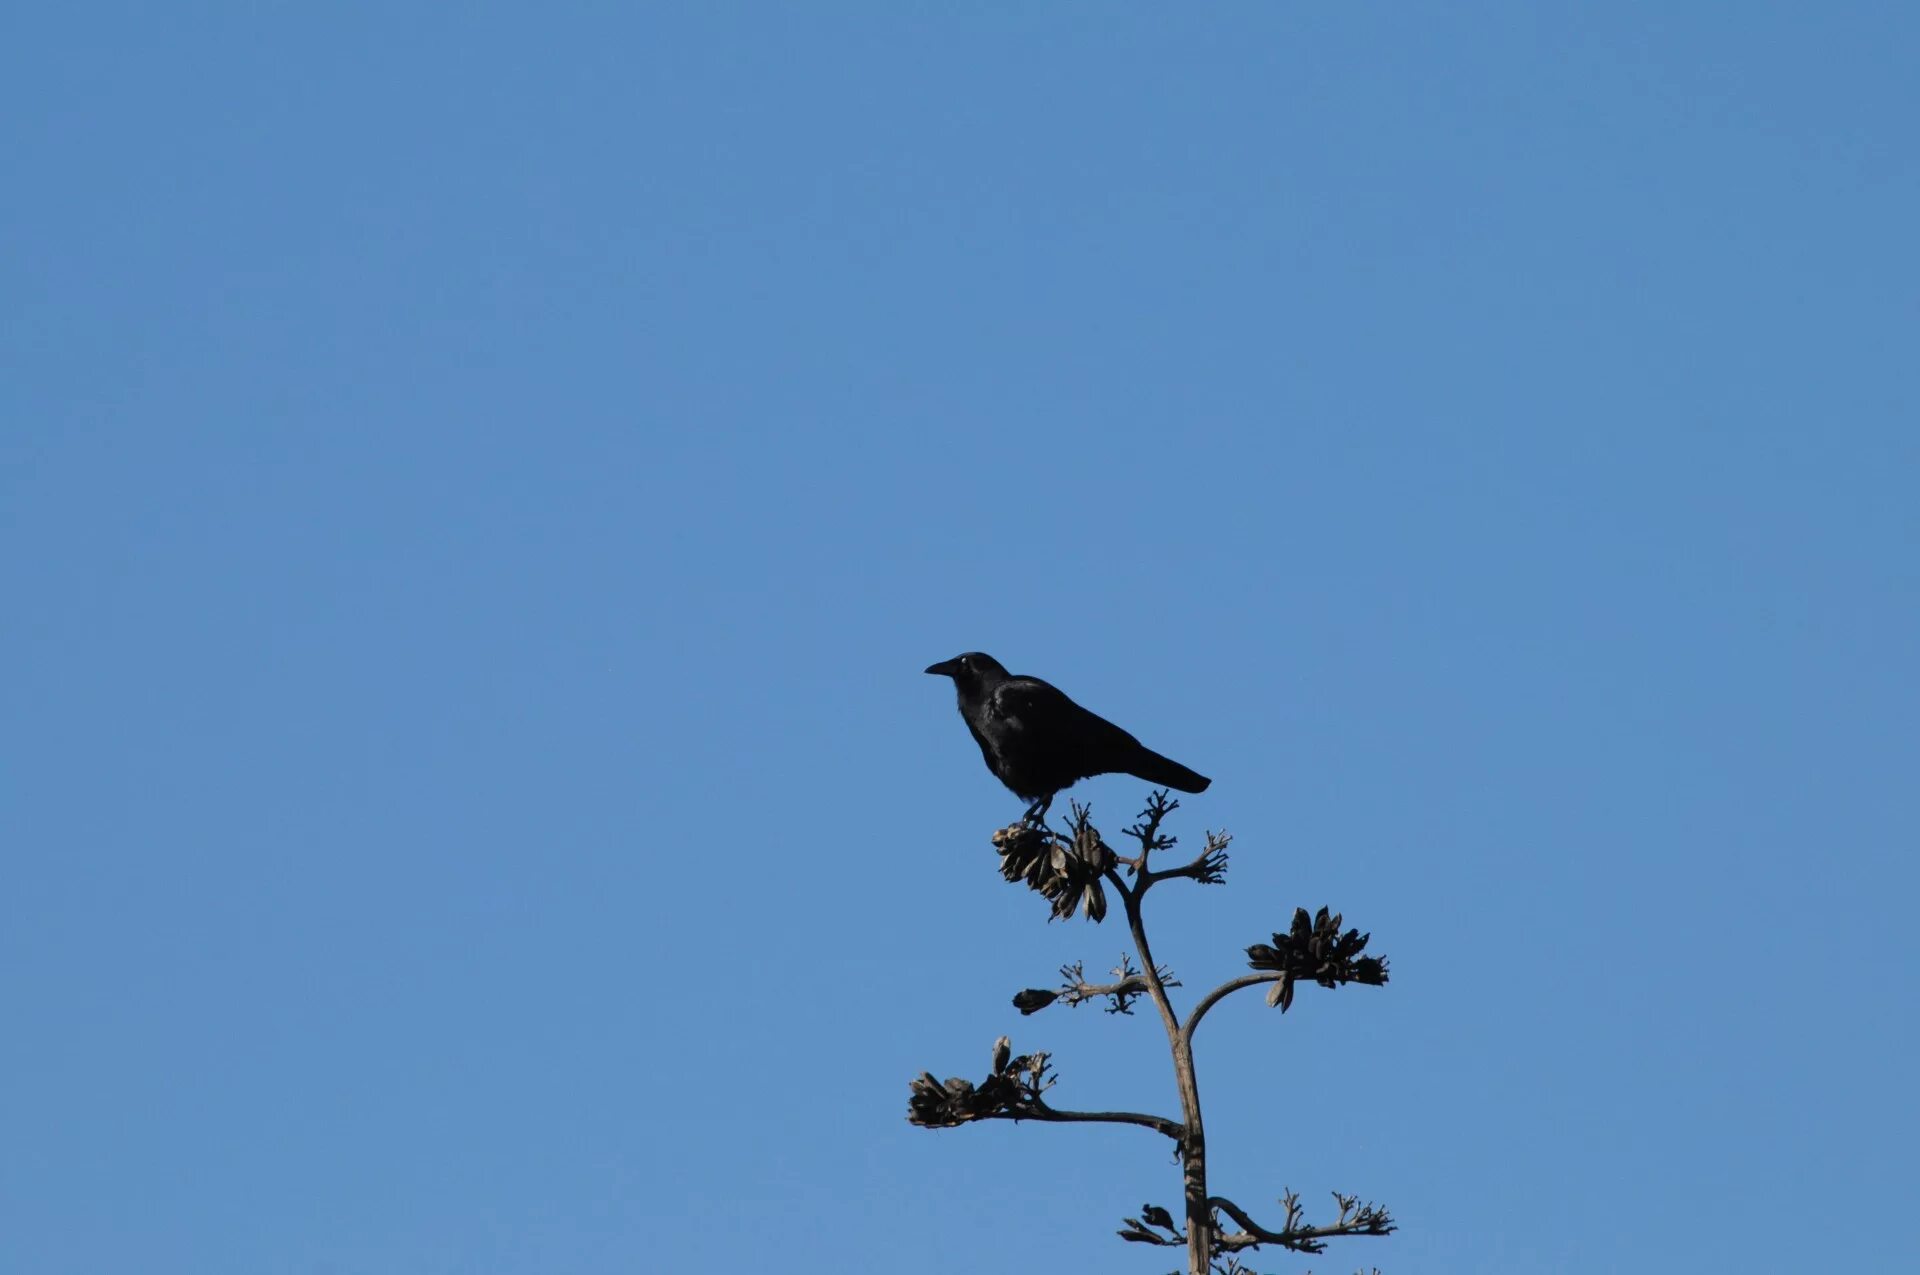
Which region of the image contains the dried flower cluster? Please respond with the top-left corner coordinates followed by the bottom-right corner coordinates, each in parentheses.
top-left (991, 808), bottom-right (1116, 922)
top-left (1011, 987), bottom-right (1059, 1014)
top-left (1116, 1202), bottom-right (1184, 1246)
top-left (907, 1036), bottom-right (1054, 1129)
top-left (1245, 906), bottom-right (1390, 1012)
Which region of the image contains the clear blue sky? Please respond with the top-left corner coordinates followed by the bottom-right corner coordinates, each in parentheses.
top-left (4, 5), bottom-right (1915, 1272)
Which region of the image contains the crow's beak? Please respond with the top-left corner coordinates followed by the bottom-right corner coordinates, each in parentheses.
top-left (925, 658), bottom-right (959, 677)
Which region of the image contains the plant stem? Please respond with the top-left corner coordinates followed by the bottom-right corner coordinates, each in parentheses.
top-left (1114, 869), bottom-right (1211, 1275)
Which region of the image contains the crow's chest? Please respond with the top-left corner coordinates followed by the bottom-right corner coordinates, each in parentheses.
top-left (968, 706), bottom-right (1073, 794)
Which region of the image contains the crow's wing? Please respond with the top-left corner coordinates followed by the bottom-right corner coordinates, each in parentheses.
top-left (987, 676), bottom-right (1074, 731)
top-left (991, 676), bottom-right (1141, 757)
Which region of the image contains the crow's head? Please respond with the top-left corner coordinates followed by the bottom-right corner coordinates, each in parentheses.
top-left (925, 651), bottom-right (1008, 694)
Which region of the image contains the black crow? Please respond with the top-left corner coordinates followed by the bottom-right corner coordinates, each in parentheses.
top-left (924, 652), bottom-right (1210, 821)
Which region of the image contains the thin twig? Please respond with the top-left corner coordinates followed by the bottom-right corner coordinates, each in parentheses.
top-left (1144, 829), bottom-right (1231, 888)
top-left (1120, 792), bottom-right (1180, 891)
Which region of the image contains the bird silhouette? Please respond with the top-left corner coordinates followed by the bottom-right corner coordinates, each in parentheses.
top-left (924, 652), bottom-right (1209, 822)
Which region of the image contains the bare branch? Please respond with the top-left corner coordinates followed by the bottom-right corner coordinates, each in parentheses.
top-left (1145, 829), bottom-right (1232, 887)
top-left (1209, 1190), bottom-right (1396, 1256)
top-left (1182, 973), bottom-right (1281, 1041)
top-left (906, 1041), bottom-right (1183, 1141)
top-left (1019, 1101), bottom-right (1185, 1141)
top-left (1068, 973), bottom-right (1154, 1008)
top-left (1017, 954), bottom-right (1181, 1017)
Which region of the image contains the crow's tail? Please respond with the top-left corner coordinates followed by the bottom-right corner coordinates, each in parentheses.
top-left (1126, 748), bottom-right (1211, 795)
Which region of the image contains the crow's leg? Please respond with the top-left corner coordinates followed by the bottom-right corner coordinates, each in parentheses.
top-left (1022, 794), bottom-right (1054, 827)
